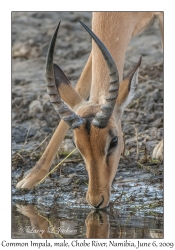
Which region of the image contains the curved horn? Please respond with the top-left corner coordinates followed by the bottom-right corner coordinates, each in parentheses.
top-left (45, 22), bottom-right (84, 129)
top-left (79, 21), bottom-right (119, 128)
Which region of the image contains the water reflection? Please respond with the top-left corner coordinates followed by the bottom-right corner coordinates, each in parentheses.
top-left (12, 204), bottom-right (163, 239)
top-left (16, 205), bottom-right (53, 238)
top-left (85, 211), bottom-right (110, 238)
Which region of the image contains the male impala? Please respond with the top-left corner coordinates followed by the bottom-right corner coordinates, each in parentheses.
top-left (16, 12), bottom-right (163, 209)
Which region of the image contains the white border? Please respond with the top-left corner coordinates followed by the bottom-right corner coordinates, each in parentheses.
top-left (1, 0), bottom-right (175, 247)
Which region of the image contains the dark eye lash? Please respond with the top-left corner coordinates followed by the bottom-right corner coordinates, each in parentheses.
top-left (109, 136), bottom-right (118, 151)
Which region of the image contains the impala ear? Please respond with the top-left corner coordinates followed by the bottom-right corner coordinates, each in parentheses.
top-left (115, 57), bottom-right (141, 119)
top-left (54, 63), bottom-right (71, 86)
top-left (53, 63), bottom-right (84, 110)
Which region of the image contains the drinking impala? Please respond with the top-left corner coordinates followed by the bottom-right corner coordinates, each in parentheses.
top-left (16, 12), bottom-right (163, 209)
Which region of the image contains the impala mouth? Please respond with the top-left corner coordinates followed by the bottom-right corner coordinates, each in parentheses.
top-left (90, 196), bottom-right (104, 209)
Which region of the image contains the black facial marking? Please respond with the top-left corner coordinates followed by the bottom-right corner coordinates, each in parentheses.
top-left (82, 114), bottom-right (96, 135)
top-left (106, 136), bottom-right (118, 166)
top-left (85, 119), bottom-right (91, 135)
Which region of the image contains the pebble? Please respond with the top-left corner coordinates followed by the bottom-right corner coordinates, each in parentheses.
top-left (59, 178), bottom-right (72, 186)
top-left (68, 173), bottom-right (77, 178)
top-left (44, 178), bottom-right (52, 184)
top-left (37, 197), bottom-right (42, 204)
top-left (29, 100), bottom-right (43, 115)
top-left (75, 163), bottom-right (85, 171)
top-left (61, 139), bottom-right (75, 152)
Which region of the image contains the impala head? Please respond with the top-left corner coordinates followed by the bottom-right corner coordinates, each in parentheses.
top-left (45, 21), bottom-right (141, 209)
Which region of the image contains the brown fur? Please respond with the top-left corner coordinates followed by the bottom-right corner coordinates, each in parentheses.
top-left (73, 102), bottom-right (124, 208)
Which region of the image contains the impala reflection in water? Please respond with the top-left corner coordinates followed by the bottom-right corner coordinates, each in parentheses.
top-left (12, 204), bottom-right (163, 239)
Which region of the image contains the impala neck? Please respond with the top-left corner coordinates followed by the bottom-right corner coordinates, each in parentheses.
top-left (90, 12), bottom-right (143, 104)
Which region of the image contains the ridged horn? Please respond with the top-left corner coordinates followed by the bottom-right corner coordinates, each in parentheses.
top-left (45, 22), bottom-right (84, 129)
top-left (79, 21), bottom-right (119, 128)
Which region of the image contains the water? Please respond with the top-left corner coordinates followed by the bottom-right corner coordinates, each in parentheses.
top-left (12, 204), bottom-right (163, 239)
top-left (12, 159), bottom-right (163, 239)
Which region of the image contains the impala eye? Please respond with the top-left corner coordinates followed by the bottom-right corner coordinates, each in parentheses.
top-left (109, 136), bottom-right (118, 150)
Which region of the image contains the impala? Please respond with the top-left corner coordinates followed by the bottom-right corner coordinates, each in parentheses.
top-left (16, 12), bottom-right (163, 209)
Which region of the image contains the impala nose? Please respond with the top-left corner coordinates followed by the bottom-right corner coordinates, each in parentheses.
top-left (89, 196), bottom-right (104, 209)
